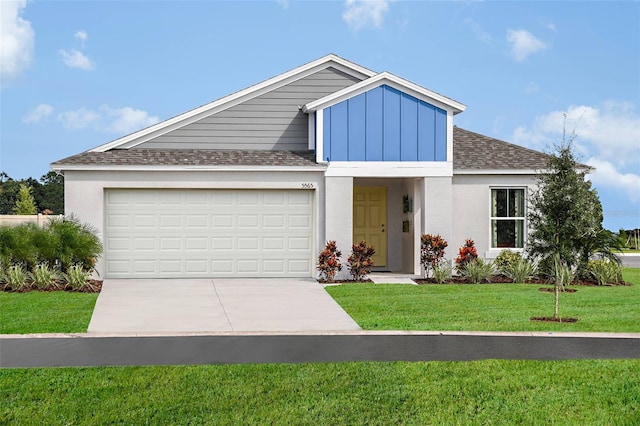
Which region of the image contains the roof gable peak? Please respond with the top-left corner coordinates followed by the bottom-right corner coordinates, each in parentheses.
top-left (303, 71), bottom-right (466, 114)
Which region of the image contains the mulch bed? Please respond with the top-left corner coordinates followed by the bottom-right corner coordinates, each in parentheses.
top-left (530, 316), bottom-right (579, 323)
top-left (538, 287), bottom-right (577, 293)
top-left (319, 279), bottom-right (373, 284)
top-left (414, 275), bottom-right (631, 286)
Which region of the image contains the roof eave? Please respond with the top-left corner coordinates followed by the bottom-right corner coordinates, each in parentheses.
top-left (51, 164), bottom-right (327, 172)
top-left (453, 168), bottom-right (540, 175)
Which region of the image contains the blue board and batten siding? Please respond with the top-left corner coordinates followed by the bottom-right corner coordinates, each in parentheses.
top-left (322, 85), bottom-right (447, 162)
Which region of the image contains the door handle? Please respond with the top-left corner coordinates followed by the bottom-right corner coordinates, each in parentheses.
top-left (381, 224), bottom-right (385, 233)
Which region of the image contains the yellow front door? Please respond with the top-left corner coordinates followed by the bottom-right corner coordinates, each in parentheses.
top-left (353, 187), bottom-right (387, 267)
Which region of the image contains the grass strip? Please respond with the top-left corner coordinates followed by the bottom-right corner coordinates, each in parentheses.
top-left (0, 292), bottom-right (98, 334)
top-left (1, 360), bottom-right (638, 425)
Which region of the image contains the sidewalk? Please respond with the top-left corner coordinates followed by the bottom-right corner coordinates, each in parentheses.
top-left (2, 330), bottom-right (639, 368)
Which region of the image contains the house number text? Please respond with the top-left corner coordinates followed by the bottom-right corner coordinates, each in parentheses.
top-left (301, 183), bottom-right (314, 189)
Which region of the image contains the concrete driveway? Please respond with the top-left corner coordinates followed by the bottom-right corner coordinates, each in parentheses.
top-left (88, 278), bottom-right (360, 333)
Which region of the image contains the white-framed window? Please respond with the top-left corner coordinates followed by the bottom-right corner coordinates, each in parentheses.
top-left (491, 188), bottom-right (525, 248)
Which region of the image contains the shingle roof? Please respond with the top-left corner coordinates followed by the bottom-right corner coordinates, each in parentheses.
top-left (453, 127), bottom-right (550, 171)
top-left (52, 128), bottom-right (551, 172)
top-left (52, 149), bottom-right (322, 168)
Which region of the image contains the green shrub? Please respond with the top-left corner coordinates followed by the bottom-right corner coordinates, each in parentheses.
top-left (494, 250), bottom-right (523, 275)
top-left (6, 264), bottom-right (31, 291)
top-left (63, 264), bottom-right (91, 291)
top-left (588, 259), bottom-right (623, 286)
top-left (0, 217), bottom-right (102, 273)
top-left (501, 257), bottom-right (538, 283)
top-left (432, 261), bottom-right (453, 284)
top-left (464, 259), bottom-right (494, 283)
top-left (0, 224), bottom-right (38, 267)
top-left (32, 263), bottom-right (63, 290)
top-left (47, 216), bottom-right (102, 271)
top-left (347, 241), bottom-right (375, 281)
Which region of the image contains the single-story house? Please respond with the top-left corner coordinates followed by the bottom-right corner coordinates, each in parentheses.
top-left (52, 54), bottom-right (550, 279)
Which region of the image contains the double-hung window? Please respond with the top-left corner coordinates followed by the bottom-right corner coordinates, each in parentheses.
top-left (491, 188), bottom-right (525, 248)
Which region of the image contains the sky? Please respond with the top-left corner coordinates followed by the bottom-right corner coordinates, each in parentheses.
top-left (1, 0), bottom-right (638, 231)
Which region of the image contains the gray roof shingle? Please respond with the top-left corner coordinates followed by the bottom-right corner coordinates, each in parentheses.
top-left (52, 128), bottom-right (551, 172)
top-left (453, 127), bottom-right (549, 171)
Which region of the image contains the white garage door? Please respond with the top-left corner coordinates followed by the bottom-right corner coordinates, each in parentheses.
top-left (104, 189), bottom-right (314, 278)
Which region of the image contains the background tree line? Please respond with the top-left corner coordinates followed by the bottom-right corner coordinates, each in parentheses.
top-left (0, 171), bottom-right (64, 215)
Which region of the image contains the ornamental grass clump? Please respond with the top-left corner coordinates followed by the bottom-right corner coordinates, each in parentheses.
top-left (455, 239), bottom-right (478, 275)
top-left (6, 264), bottom-right (31, 291)
top-left (432, 260), bottom-right (453, 284)
top-left (464, 259), bottom-right (494, 284)
top-left (347, 241), bottom-right (375, 281)
top-left (32, 263), bottom-right (63, 290)
top-left (503, 257), bottom-right (538, 283)
top-left (420, 234), bottom-right (448, 278)
top-left (588, 259), bottom-right (623, 286)
top-left (64, 264), bottom-right (92, 291)
top-left (317, 240), bottom-right (342, 282)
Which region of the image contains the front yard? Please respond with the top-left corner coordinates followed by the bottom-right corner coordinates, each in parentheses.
top-left (326, 270), bottom-right (640, 332)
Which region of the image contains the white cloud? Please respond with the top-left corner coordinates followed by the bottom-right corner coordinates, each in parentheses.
top-left (586, 158), bottom-right (640, 203)
top-left (101, 106), bottom-right (160, 134)
top-left (59, 48), bottom-right (95, 70)
top-left (513, 102), bottom-right (640, 165)
top-left (0, 0), bottom-right (35, 84)
top-left (74, 30), bottom-right (88, 46)
top-left (343, 0), bottom-right (390, 31)
top-left (23, 103), bottom-right (54, 123)
top-left (276, 0), bottom-right (289, 9)
top-left (512, 101), bottom-right (640, 206)
top-left (58, 108), bottom-right (101, 129)
top-left (506, 29), bottom-right (547, 62)
top-left (57, 105), bottom-right (159, 134)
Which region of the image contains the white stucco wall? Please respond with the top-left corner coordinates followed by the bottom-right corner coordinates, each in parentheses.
top-left (324, 176), bottom-right (353, 279)
top-left (452, 174), bottom-right (537, 260)
top-left (64, 169), bottom-right (326, 278)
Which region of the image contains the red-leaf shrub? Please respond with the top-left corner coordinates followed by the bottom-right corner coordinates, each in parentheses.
top-left (347, 241), bottom-right (375, 281)
top-left (420, 234), bottom-right (448, 277)
top-left (455, 239), bottom-right (478, 274)
top-left (317, 240), bottom-right (342, 282)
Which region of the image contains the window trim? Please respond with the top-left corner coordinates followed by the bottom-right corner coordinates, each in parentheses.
top-left (489, 187), bottom-right (527, 249)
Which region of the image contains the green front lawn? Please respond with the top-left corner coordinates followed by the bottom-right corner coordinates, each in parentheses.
top-left (1, 360), bottom-right (638, 425)
top-left (0, 292), bottom-right (98, 334)
top-left (326, 269), bottom-right (640, 332)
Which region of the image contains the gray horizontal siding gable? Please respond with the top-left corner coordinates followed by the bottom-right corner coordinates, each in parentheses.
top-left (136, 67), bottom-right (362, 151)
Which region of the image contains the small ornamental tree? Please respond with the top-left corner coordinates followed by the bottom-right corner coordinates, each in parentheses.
top-left (317, 240), bottom-right (342, 282)
top-left (526, 134), bottom-right (620, 278)
top-left (12, 184), bottom-right (37, 215)
top-left (455, 239), bottom-right (478, 274)
top-left (420, 234), bottom-right (448, 278)
top-left (347, 241), bottom-right (375, 281)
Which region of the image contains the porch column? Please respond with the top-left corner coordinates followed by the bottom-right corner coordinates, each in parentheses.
top-left (325, 176), bottom-right (353, 280)
top-left (422, 176), bottom-right (454, 266)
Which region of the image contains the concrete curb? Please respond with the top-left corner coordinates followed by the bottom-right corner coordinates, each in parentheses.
top-left (2, 331), bottom-right (639, 368)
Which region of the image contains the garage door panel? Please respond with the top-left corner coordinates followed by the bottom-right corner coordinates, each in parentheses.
top-left (105, 189), bottom-right (313, 278)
